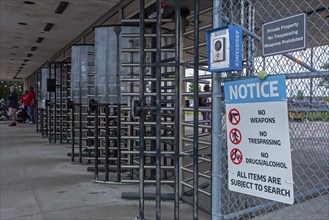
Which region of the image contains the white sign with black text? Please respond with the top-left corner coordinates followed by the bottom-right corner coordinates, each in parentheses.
top-left (224, 75), bottom-right (294, 205)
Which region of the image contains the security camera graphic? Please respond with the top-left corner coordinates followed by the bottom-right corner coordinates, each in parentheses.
top-left (213, 37), bottom-right (225, 62)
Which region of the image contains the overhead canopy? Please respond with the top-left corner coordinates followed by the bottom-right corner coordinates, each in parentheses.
top-left (0, 0), bottom-right (121, 80)
top-left (1, 0), bottom-right (328, 81)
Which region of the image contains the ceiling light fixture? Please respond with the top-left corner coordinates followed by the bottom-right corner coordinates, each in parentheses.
top-left (55, 1), bottom-right (69, 14)
top-left (27, 53), bottom-right (33, 57)
top-left (31, 46), bottom-right (37, 51)
top-left (24, 59), bottom-right (29, 62)
top-left (36, 37), bottom-right (44, 43)
top-left (23, 1), bottom-right (35, 4)
top-left (18, 22), bottom-right (28, 25)
top-left (22, 63), bottom-right (26, 66)
top-left (13, 71), bottom-right (22, 79)
top-left (44, 23), bottom-right (54, 31)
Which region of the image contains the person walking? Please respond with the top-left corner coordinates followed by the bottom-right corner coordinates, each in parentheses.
top-left (20, 90), bottom-right (30, 122)
top-left (26, 86), bottom-right (36, 124)
top-left (200, 84), bottom-right (211, 133)
top-left (6, 86), bottom-right (19, 126)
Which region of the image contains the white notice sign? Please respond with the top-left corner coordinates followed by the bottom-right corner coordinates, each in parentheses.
top-left (224, 75), bottom-right (294, 205)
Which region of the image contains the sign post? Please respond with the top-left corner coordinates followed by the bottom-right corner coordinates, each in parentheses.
top-left (224, 75), bottom-right (294, 204)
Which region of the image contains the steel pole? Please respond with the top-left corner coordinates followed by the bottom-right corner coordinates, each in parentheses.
top-left (193, 0), bottom-right (200, 219)
top-left (54, 63), bottom-right (57, 143)
top-left (79, 103), bottom-right (82, 163)
top-left (139, 0), bottom-right (146, 218)
top-left (212, 0), bottom-right (223, 220)
top-left (155, 1), bottom-right (162, 219)
top-left (174, 0), bottom-right (181, 219)
top-left (60, 63), bottom-right (63, 143)
top-left (71, 105), bottom-right (75, 162)
top-left (105, 105), bottom-right (110, 181)
top-left (94, 103), bottom-right (99, 181)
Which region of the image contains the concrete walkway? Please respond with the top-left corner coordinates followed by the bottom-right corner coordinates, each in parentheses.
top-left (0, 121), bottom-right (210, 220)
top-left (1, 121), bottom-right (328, 220)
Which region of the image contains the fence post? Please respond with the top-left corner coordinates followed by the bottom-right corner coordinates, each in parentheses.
top-left (212, 0), bottom-right (223, 219)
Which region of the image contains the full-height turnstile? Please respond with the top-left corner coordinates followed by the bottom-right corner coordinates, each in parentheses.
top-left (37, 68), bottom-right (49, 138)
top-left (179, 1), bottom-right (256, 217)
top-left (70, 45), bottom-right (95, 163)
top-left (88, 17), bottom-right (181, 219)
top-left (47, 62), bottom-right (71, 143)
top-left (133, 1), bottom-right (256, 219)
top-left (118, 1), bottom-right (182, 219)
top-left (90, 25), bottom-right (144, 183)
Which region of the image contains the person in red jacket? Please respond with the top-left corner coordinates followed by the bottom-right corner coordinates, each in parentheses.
top-left (20, 90), bottom-right (30, 122)
top-left (26, 86), bottom-right (36, 124)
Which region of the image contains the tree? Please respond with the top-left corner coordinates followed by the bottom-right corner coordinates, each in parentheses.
top-left (296, 90), bottom-right (304, 100)
top-left (319, 62), bottom-right (329, 89)
top-left (0, 81), bottom-right (23, 99)
top-left (188, 83), bottom-right (201, 93)
top-left (321, 62), bottom-right (329, 69)
top-left (187, 83), bottom-right (201, 99)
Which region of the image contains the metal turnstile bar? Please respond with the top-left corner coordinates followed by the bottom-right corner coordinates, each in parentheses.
top-left (121, 92), bottom-right (175, 96)
top-left (121, 150), bottom-right (175, 155)
top-left (181, 107), bottom-right (211, 112)
top-left (123, 179), bottom-right (175, 184)
top-left (181, 138), bottom-right (211, 146)
top-left (183, 24), bottom-right (212, 37)
top-left (121, 121), bottom-right (174, 125)
top-left (183, 42), bottom-right (207, 51)
top-left (186, 7), bottom-right (212, 20)
top-left (121, 33), bottom-right (175, 38)
top-left (182, 123), bottom-right (212, 129)
top-left (181, 167), bottom-right (211, 180)
top-left (181, 181), bottom-right (211, 197)
top-left (87, 136), bottom-right (175, 140)
top-left (122, 18), bottom-right (173, 23)
top-left (182, 91), bottom-right (211, 96)
top-left (121, 78), bottom-right (176, 82)
top-left (122, 48), bottom-right (175, 52)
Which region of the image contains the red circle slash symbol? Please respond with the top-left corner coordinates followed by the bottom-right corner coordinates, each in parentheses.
top-left (230, 148), bottom-right (243, 165)
top-left (229, 128), bottom-right (242, 145)
top-left (229, 109), bottom-right (240, 125)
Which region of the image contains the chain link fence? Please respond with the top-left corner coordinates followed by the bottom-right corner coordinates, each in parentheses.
top-left (180, 0), bottom-right (328, 218)
top-left (215, 0), bottom-right (329, 219)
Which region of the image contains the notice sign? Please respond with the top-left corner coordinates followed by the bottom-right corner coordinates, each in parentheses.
top-left (262, 13), bottom-right (306, 56)
top-left (224, 75), bottom-right (294, 204)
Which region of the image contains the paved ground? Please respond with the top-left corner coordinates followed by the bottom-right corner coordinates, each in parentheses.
top-left (0, 121), bottom-right (210, 220)
top-left (1, 121), bottom-right (328, 220)
top-left (252, 194), bottom-right (329, 220)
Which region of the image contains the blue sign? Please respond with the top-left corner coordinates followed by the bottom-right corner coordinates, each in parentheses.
top-left (206, 25), bottom-right (243, 72)
top-left (224, 75), bottom-right (287, 104)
